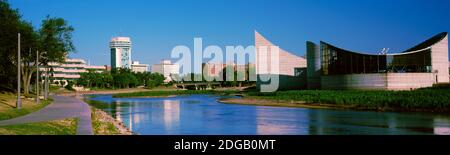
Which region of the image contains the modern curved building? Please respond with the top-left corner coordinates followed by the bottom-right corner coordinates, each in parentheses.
top-left (255, 31), bottom-right (307, 90)
top-left (307, 32), bottom-right (449, 90)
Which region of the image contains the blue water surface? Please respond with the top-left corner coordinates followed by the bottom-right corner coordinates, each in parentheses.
top-left (87, 95), bottom-right (450, 135)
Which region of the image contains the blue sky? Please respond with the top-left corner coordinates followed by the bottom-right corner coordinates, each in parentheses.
top-left (9, 0), bottom-right (450, 66)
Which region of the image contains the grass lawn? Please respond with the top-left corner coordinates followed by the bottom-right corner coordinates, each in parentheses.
top-left (0, 91), bottom-right (52, 121)
top-left (0, 118), bottom-right (77, 135)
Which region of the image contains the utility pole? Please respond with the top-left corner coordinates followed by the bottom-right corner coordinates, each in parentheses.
top-left (44, 66), bottom-right (48, 100)
top-left (36, 50), bottom-right (40, 103)
top-left (17, 33), bottom-right (21, 109)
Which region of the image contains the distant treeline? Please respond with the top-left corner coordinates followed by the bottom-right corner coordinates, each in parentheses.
top-left (76, 68), bottom-right (165, 89)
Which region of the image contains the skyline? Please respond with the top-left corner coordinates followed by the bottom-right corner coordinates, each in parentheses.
top-left (9, 0), bottom-right (450, 66)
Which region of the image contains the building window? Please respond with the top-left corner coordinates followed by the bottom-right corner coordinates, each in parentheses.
top-left (294, 68), bottom-right (306, 77)
top-left (320, 42), bottom-right (431, 75)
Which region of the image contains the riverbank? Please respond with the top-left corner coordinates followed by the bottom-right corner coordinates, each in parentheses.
top-left (91, 107), bottom-right (133, 135)
top-left (239, 88), bottom-right (450, 113)
top-left (74, 94), bottom-right (133, 135)
top-left (111, 87), bottom-right (450, 113)
top-left (218, 98), bottom-right (350, 110)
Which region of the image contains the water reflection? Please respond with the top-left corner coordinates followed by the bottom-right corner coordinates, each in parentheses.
top-left (87, 95), bottom-right (450, 135)
top-left (256, 107), bottom-right (309, 135)
top-left (434, 117), bottom-right (450, 135)
top-left (162, 100), bottom-right (180, 132)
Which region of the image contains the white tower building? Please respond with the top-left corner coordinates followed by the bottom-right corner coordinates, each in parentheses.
top-left (110, 37), bottom-right (132, 69)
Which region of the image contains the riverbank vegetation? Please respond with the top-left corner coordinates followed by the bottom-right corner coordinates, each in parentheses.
top-left (243, 87), bottom-right (450, 112)
top-left (0, 118), bottom-right (77, 135)
top-left (91, 107), bottom-right (130, 135)
top-left (83, 98), bottom-right (133, 135)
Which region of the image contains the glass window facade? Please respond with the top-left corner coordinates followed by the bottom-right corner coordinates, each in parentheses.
top-left (294, 68), bottom-right (307, 77)
top-left (321, 42), bottom-right (432, 75)
top-left (386, 49), bottom-right (431, 73)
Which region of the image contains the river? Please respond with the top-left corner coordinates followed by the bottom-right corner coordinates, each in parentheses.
top-left (86, 94), bottom-right (450, 135)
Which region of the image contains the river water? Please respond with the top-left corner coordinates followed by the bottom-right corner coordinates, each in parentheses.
top-left (86, 95), bottom-right (450, 135)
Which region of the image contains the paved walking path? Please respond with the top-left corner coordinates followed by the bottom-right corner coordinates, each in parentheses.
top-left (0, 96), bottom-right (93, 135)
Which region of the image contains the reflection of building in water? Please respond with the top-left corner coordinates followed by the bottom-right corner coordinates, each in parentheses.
top-left (113, 101), bottom-right (145, 133)
top-left (256, 107), bottom-right (308, 135)
top-left (163, 100), bottom-right (180, 131)
top-left (434, 117), bottom-right (450, 135)
top-left (115, 101), bottom-right (123, 123)
top-left (127, 102), bottom-right (145, 132)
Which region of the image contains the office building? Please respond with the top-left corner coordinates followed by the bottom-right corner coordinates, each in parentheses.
top-left (110, 37), bottom-right (132, 69)
top-left (131, 61), bottom-right (149, 73)
top-left (151, 60), bottom-right (180, 83)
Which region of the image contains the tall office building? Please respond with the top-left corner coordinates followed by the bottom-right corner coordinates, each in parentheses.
top-left (110, 37), bottom-right (132, 69)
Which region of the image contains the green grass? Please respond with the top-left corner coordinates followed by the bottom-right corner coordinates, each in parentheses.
top-left (112, 90), bottom-right (239, 98)
top-left (91, 108), bottom-right (120, 135)
top-left (245, 87), bottom-right (450, 111)
top-left (0, 92), bottom-right (52, 121)
top-left (0, 118), bottom-right (78, 135)
top-left (82, 98), bottom-right (125, 135)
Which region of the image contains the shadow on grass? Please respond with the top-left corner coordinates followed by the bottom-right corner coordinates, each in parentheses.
top-left (0, 99), bottom-right (16, 108)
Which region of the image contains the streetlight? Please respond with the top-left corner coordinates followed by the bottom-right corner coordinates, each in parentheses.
top-left (17, 33), bottom-right (21, 109)
top-left (36, 50), bottom-right (40, 103)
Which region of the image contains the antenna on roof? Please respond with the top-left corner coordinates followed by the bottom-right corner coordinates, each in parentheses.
top-left (379, 48), bottom-right (390, 55)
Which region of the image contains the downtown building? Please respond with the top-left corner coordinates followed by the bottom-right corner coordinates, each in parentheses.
top-left (43, 58), bottom-right (107, 85)
top-left (202, 63), bottom-right (255, 81)
top-left (151, 60), bottom-right (180, 83)
top-left (110, 37), bottom-right (132, 69)
top-left (110, 37), bottom-right (149, 72)
top-left (255, 31), bottom-right (307, 90)
top-left (131, 61), bottom-right (149, 73)
top-left (255, 31), bottom-right (449, 91)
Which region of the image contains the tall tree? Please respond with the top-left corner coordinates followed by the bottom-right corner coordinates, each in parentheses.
top-left (38, 16), bottom-right (75, 97)
top-left (0, 0), bottom-right (22, 91)
top-left (19, 21), bottom-right (39, 95)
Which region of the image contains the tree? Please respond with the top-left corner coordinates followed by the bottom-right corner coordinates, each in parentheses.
top-left (0, 0), bottom-right (74, 96)
top-left (219, 65), bottom-right (238, 87)
top-left (19, 21), bottom-right (40, 95)
top-left (0, 0), bottom-right (27, 91)
top-left (38, 16), bottom-right (75, 97)
top-left (145, 73), bottom-right (165, 89)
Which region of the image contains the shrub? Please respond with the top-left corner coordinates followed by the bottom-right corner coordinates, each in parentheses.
top-left (65, 81), bottom-right (75, 91)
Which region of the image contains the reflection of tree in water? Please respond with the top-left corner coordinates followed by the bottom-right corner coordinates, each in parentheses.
top-left (433, 117), bottom-right (450, 135)
top-left (307, 110), bottom-right (444, 135)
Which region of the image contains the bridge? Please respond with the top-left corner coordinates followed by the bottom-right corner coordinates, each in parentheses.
top-left (174, 82), bottom-right (222, 90)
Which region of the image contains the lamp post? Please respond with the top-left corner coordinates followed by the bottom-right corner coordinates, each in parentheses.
top-left (17, 33), bottom-right (21, 109)
top-left (36, 50), bottom-right (40, 103)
